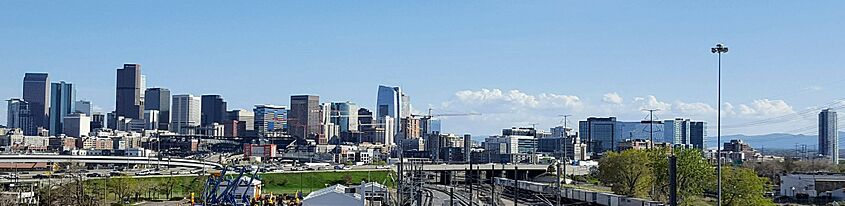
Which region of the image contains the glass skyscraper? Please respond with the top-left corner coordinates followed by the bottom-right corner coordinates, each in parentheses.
top-left (330, 101), bottom-right (359, 133)
top-left (6, 98), bottom-right (36, 135)
top-left (23, 73), bottom-right (49, 130)
top-left (819, 108), bottom-right (839, 164)
top-left (253, 104), bottom-right (287, 136)
top-left (144, 88), bottom-right (171, 130)
top-left (49, 81), bottom-right (75, 136)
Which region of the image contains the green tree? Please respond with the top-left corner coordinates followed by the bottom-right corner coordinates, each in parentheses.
top-left (598, 149), bottom-right (653, 198)
top-left (721, 167), bottom-right (774, 206)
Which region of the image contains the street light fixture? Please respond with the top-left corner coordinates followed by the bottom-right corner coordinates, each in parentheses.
top-left (711, 43), bottom-right (728, 206)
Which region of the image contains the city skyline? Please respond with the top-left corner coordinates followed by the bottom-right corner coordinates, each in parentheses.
top-left (3, 1), bottom-right (845, 136)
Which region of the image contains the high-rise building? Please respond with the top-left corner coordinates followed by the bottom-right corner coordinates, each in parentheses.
top-left (253, 105), bottom-right (286, 137)
top-left (49, 81), bottom-right (75, 136)
top-left (74, 100), bottom-right (92, 116)
top-left (144, 88), bottom-right (171, 130)
top-left (63, 113), bottom-right (90, 138)
top-left (227, 109), bottom-right (255, 137)
top-left (91, 113), bottom-right (105, 131)
top-left (321, 103), bottom-right (339, 144)
top-left (290, 95), bottom-right (321, 143)
top-left (376, 85), bottom-right (408, 140)
top-left (400, 117), bottom-right (421, 139)
top-left (170, 94), bottom-right (201, 134)
top-left (23, 73), bottom-right (49, 130)
top-left (201, 95), bottom-right (227, 127)
top-left (116, 64), bottom-right (144, 120)
top-left (578, 117), bottom-right (669, 155)
top-left (689, 122), bottom-right (706, 149)
top-left (144, 110), bottom-right (160, 130)
top-left (663, 118), bottom-right (691, 145)
top-left (6, 98), bottom-right (36, 135)
top-left (819, 109), bottom-right (839, 164)
top-left (330, 101), bottom-right (359, 133)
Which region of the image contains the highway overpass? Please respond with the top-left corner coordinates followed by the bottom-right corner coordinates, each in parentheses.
top-left (0, 155), bottom-right (222, 169)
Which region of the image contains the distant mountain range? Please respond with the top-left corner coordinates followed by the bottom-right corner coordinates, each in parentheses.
top-left (714, 132), bottom-right (845, 149)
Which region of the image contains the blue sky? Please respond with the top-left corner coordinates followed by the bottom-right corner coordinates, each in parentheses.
top-left (2, 1), bottom-right (844, 138)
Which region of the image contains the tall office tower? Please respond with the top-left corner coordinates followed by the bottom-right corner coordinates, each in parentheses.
top-left (144, 88), bottom-right (171, 130)
top-left (91, 113), bottom-right (105, 131)
top-left (170, 94), bottom-right (201, 134)
top-left (290, 95), bottom-right (322, 143)
top-left (320, 103), bottom-right (339, 144)
top-left (663, 118), bottom-right (691, 145)
top-left (579, 117), bottom-right (617, 154)
top-left (74, 100), bottom-right (92, 116)
top-left (116, 64), bottom-right (144, 120)
top-left (376, 116), bottom-right (395, 146)
top-left (400, 93), bottom-right (411, 118)
top-left (330, 101), bottom-right (359, 133)
top-left (463, 134), bottom-right (472, 162)
top-left (377, 85), bottom-right (408, 140)
top-left (6, 98), bottom-right (36, 135)
top-left (253, 105), bottom-right (287, 137)
top-left (23, 73), bottom-right (49, 130)
top-left (144, 110), bottom-right (160, 130)
top-left (228, 109), bottom-right (255, 137)
top-left (49, 81), bottom-right (75, 136)
top-left (358, 108), bottom-right (374, 131)
top-left (63, 113), bottom-right (90, 138)
top-left (201, 95), bottom-right (227, 126)
top-left (819, 108), bottom-right (839, 164)
top-left (689, 122), bottom-right (706, 149)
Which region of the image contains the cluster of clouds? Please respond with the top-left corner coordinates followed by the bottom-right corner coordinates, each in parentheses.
top-left (440, 88), bottom-right (799, 135)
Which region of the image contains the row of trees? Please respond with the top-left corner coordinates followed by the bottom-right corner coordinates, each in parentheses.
top-left (596, 148), bottom-right (773, 206)
top-left (35, 167), bottom-right (206, 206)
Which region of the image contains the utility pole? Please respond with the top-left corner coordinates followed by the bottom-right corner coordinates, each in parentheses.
top-left (711, 43), bottom-right (729, 206)
top-left (642, 109), bottom-right (660, 149)
top-left (513, 166), bottom-right (519, 206)
top-left (557, 114), bottom-right (571, 206)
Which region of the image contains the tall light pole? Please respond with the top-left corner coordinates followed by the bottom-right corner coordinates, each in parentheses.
top-left (711, 43), bottom-right (728, 206)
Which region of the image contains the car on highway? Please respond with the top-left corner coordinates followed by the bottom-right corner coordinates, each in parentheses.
top-left (34, 174), bottom-right (49, 179)
top-left (86, 173), bottom-right (102, 178)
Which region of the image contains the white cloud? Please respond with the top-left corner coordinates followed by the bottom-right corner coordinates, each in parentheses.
top-left (633, 95), bottom-right (672, 111)
top-left (673, 101), bottom-right (716, 116)
top-left (453, 89), bottom-right (582, 110)
top-left (735, 99), bottom-right (794, 117)
top-left (602, 92), bottom-right (624, 105)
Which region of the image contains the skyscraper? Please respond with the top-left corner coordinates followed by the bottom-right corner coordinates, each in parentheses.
top-left (689, 122), bottom-right (706, 150)
top-left (63, 113), bottom-right (90, 138)
top-left (49, 81), bottom-right (75, 136)
top-left (144, 88), bottom-right (171, 130)
top-left (330, 101), bottom-right (359, 133)
top-left (74, 100), bottom-right (92, 116)
top-left (116, 64), bottom-right (144, 120)
top-left (228, 109), bottom-right (256, 137)
top-left (290, 95), bottom-right (321, 143)
top-left (201, 95), bottom-right (227, 126)
top-left (663, 118), bottom-right (691, 145)
top-left (819, 108), bottom-right (839, 164)
top-left (6, 98), bottom-right (36, 135)
top-left (376, 85), bottom-right (409, 141)
top-left (253, 105), bottom-right (286, 137)
top-left (170, 94), bottom-right (201, 134)
top-left (23, 73), bottom-right (49, 130)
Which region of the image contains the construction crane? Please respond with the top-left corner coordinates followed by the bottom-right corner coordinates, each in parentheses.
top-left (411, 108), bottom-right (481, 118)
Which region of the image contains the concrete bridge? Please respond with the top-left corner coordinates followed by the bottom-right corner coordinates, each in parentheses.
top-left (0, 154), bottom-right (222, 169)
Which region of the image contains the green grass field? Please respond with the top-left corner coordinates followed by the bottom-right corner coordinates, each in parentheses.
top-left (88, 170), bottom-right (395, 200)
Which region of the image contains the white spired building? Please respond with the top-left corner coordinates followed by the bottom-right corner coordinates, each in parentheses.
top-left (819, 108), bottom-right (839, 164)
